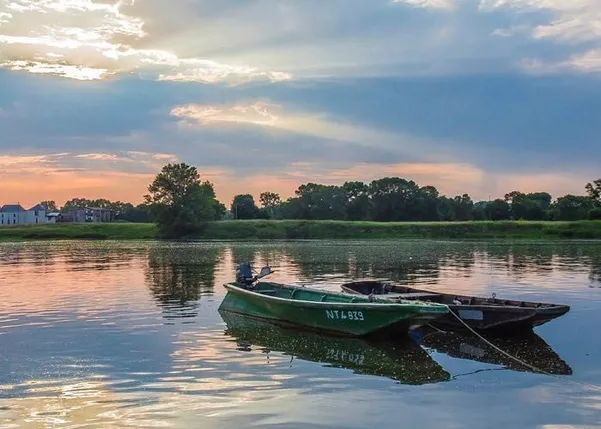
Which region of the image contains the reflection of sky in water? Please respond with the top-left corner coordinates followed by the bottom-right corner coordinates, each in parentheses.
top-left (0, 240), bottom-right (600, 428)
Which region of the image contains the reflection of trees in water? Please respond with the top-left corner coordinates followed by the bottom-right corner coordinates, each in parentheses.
top-left (477, 243), bottom-right (556, 280)
top-left (501, 243), bottom-right (601, 285)
top-left (62, 244), bottom-right (140, 272)
top-left (229, 245), bottom-right (283, 270)
top-left (581, 247), bottom-right (601, 285)
top-left (146, 245), bottom-right (223, 319)
top-left (225, 241), bottom-right (601, 288)
top-left (276, 242), bottom-right (478, 285)
top-left (0, 243), bottom-right (57, 268)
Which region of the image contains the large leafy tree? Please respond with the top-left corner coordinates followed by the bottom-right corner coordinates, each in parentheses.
top-left (486, 199), bottom-right (511, 221)
top-left (40, 200), bottom-right (58, 211)
top-left (451, 194), bottom-right (474, 221)
top-left (61, 198), bottom-right (92, 212)
top-left (586, 179), bottom-right (601, 206)
top-left (231, 194), bottom-right (260, 219)
top-left (144, 163), bottom-right (222, 237)
top-left (368, 177), bottom-right (421, 221)
top-left (259, 192), bottom-right (281, 219)
top-left (550, 195), bottom-right (594, 221)
top-left (504, 191), bottom-right (551, 220)
top-left (343, 181), bottom-right (371, 221)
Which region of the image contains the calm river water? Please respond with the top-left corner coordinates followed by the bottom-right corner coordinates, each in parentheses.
top-left (0, 239), bottom-right (600, 428)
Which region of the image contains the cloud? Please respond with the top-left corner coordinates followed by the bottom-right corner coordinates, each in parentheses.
top-left (393, 0), bottom-right (455, 10)
top-left (564, 49), bottom-right (601, 72)
top-left (0, 150), bottom-right (177, 176)
top-left (169, 101), bottom-right (444, 163)
top-left (481, 0), bottom-right (601, 72)
top-left (171, 102), bottom-right (280, 127)
top-left (0, 0), bottom-right (291, 83)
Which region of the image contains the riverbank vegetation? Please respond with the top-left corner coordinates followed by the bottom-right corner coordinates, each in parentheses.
top-left (2, 220), bottom-right (601, 241)
top-left (13, 163), bottom-right (601, 239)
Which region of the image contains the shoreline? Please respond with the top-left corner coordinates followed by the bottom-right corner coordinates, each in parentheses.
top-left (1, 220), bottom-right (601, 241)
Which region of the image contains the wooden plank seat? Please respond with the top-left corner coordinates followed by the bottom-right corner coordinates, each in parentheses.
top-left (386, 292), bottom-right (439, 299)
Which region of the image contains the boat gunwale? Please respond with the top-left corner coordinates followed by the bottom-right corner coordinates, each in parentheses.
top-left (223, 282), bottom-right (449, 313)
top-left (339, 281), bottom-right (570, 312)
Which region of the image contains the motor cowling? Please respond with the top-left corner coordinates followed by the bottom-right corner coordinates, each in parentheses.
top-left (236, 262), bottom-right (254, 286)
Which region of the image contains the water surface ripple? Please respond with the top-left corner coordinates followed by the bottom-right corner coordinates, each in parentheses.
top-left (0, 240), bottom-right (600, 428)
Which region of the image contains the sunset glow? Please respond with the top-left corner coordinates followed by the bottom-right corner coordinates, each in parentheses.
top-left (1, 0), bottom-right (600, 207)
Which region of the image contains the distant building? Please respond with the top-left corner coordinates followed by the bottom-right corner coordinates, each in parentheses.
top-left (0, 203), bottom-right (53, 226)
top-left (46, 212), bottom-right (61, 223)
top-left (68, 207), bottom-right (114, 223)
top-left (0, 204), bottom-right (114, 225)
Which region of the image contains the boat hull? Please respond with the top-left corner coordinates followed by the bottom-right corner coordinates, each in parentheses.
top-left (219, 282), bottom-right (448, 337)
top-left (341, 281), bottom-right (570, 335)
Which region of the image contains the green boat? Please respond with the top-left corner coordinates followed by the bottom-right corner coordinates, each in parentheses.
top-left (218, 263), bottom-right (449, 338)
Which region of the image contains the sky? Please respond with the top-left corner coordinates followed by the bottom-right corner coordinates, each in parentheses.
top-left (0, 0), bottom-right (600, 208)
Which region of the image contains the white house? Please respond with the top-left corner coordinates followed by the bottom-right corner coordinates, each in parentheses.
top-left (0, 204), bottom-right (52, 226)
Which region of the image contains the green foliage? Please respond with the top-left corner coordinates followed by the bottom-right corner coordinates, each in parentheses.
top-left (343, 181), bottom-right (371, 221)
top-left (3, 220), bottom-right (601, 241)
top-left (589, 208), bottom-right (601, 220)
top-left (504, 191), bottom-right (551, 220)
top-left (61, 198), bottom-right (91, 211)
top-left (259, 192), bottom-right (282, 219)
top-left (486, 199), bottom-right (511, 221)
top-left (368, 177), bottom-right (421, 221)
top-left (549, 195), bottom-right (594, 221)
top-left (144, 163), bottom-right (223, 238)
top-left (586, 179), bottom-right (601, 205)
top-left (40, 200), bottom-right (58, 211)
top-left (0, 223), bottom-right (157, 240)
top-left (198, 220), bottom-right (601, 240)
top-left (283, 183), bottom-right (348, 220)
top-left (472, 201), bottom-right (488, 221)
top-left (231, 194), bottom-right (260, 219)
top-left (121, 203), bottom-right (153, 223)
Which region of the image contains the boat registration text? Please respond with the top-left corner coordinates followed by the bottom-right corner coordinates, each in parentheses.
top-left (325, 310), bottom-right (364, 321)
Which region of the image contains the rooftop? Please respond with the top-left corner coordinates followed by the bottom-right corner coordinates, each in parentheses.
top-left (0, 204), bottom-right (25, 213)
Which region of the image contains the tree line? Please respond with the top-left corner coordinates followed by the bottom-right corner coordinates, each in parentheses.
top-left (38, 163), bottom-right (601, 237)
top-left (229, 177), bottom-right (601, 223)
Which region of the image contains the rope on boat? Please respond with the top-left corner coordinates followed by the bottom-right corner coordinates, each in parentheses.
top-left (444, 305), bottom-right (601, 393)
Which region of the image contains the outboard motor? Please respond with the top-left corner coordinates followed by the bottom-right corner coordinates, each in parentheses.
top-left (235, 262), bottom-right (255, 288)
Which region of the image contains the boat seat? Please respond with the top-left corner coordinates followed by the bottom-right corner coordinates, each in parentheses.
top-left (259, 289), bottom-right (277, 294)
top-left (389, 292), bottom-right (439, 299)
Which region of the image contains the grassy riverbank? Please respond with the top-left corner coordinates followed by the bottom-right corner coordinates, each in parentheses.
top-left (1, 220), bottom-right (601, 241)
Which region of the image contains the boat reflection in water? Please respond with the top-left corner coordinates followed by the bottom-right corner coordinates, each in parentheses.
top-left (219, 310), bottom-right (451, 386)
top-left (414, 327), bottom-right (572, 375)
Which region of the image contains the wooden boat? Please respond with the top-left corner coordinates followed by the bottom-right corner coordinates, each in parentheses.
top-left (340, 280), bottom-right (570, 335)
top-left (219, 264), bottom-right (449, 338)
top-left (219, 310), bottom-right (451, 385)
